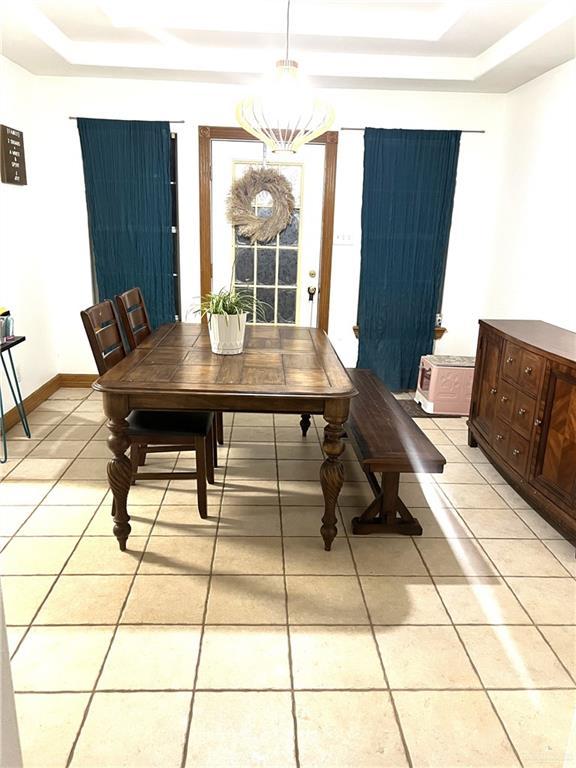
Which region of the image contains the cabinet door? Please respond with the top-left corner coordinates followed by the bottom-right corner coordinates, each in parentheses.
top-left (496, 381), bottom-right (516, 423)
top-left (512, 391), bottom-right (536, 440)
top-left (473, 331), bottom-right (502, 440)
top-left (533, 363), bottom-right (576, 504)
top-left (502, 341), bottom-right (522, 384)
top-left (518, 350), bottom-right (544, 398)
top-left (507, 431), bottom-right (530, 476)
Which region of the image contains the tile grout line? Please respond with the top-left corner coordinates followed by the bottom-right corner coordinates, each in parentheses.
top-left (64, 433), bottom-right (180, 768)
top-left (8, 495), bottom-right (107, 661)
top-left (8, 620), bottom-right (576, 629)
top-left (538, 537), bottom-right (576, 577)
top-left (460, 521), bottom-right (576, 685)
top-left (4, 388), bottom-right (103, 652)
top-left (179, 412), bottom-right (230, 768)
top-left (497, 572), bottom-right (576, 687)
top-left (1, 388), bottom-right (99, 544)
top-left (13, 685), bottom-right (576, 695)
top-left (474, 533), bottom-right (571, 579)
top-left (5, 568), bottom-right (574, 579)
top-left (274, 412), bottom-right (301, 768)
top-left (334, 485), bottom-right (415, 766)
top-left (410, 534), bottom-right (526, 767)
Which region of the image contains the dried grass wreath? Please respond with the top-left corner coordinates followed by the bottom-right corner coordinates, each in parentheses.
top-left (226, 166), bottom-right (295, 244)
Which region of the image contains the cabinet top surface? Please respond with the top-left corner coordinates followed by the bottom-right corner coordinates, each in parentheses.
top-left (481, 320), bottom-right (576, 364)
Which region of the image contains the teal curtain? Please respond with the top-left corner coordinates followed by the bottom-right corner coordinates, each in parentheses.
top-left (77, 118), bottom-right (175, 329)
top-left (357, 128), bottom-right (461, 391)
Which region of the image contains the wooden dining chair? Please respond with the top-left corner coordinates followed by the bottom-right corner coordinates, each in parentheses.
top-left (113, 286), bottom-right (152, 350)
top-left (80, 300), bottom-right (215, 518)
top-left (115, 287), bottom-right (225, 452)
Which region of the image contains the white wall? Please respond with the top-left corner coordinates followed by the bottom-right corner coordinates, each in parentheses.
top-left (2, 56), bottom-right (573, 394)
top-left (488, 59), bottom-right (576, 332)
top-left (0, 57), bottom-right (60, 401)
top-left (18, 72), bottom-right (508, 375)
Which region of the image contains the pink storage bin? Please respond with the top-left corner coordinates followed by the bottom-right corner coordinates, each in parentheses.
top-left (414, 355), bottom-right (475, 416)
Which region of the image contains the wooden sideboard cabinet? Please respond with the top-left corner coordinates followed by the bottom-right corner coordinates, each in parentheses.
top-left (469, 320), bottom-right (576, 544)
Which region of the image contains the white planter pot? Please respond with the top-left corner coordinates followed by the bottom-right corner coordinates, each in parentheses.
top-left (208, 313), bottom-right (247, 355)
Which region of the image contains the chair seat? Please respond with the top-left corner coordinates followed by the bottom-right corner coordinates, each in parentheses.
top-left (127, 409), bottom-right (214, 439)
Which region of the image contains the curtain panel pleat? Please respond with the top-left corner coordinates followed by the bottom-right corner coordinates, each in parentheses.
top-left (77, 118), bottom-right (175, 329)
top-left (357, 128), bottom-right (461, 391)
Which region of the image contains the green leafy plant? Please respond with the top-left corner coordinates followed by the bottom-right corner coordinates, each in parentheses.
top-left (196, 288), bottom-right (269, 322)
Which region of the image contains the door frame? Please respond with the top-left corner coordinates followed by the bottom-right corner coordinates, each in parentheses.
top-left (198, 125), bottom-right (338, 332)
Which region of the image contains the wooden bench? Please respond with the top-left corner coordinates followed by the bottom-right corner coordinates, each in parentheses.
top-left (346, 369), bottom-right (446, 535)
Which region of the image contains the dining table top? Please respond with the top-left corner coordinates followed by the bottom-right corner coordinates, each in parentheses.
top-left (94, 323), bottom-right (357, 401)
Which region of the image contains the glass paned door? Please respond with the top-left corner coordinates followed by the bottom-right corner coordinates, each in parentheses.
top-left (211, 141), bottom-right (325, 328)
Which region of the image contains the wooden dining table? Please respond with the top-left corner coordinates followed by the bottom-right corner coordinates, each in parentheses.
top-left (94, 323), bottom-right (358, 551)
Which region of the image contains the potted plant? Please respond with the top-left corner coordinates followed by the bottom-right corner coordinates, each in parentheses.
top-left (198, 288), bottom-right (268, 355)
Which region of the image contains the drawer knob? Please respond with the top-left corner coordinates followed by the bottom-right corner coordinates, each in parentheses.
top-left (490, 387), bottom-right (497, 395)
top-left (512, 448), bottom-right (521, 456)
top-left (534, 418), bottom-right (542, 426)
top-left (501, 395), bottom-right (509, 403)
top-left (496, 434), bottom-right (504, 441)
top-left (506, 356), bottom-right (514, 364)
top-left (518, 408), bottom-right (527, 416)
top-left (524, 366), bottom-right (533, 375)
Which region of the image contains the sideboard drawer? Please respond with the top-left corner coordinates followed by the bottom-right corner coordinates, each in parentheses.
top-left (519, 350), bottom-right (544, 396)
top-left (512, 391), bottom-right (535, 439)
top-left (507, 431), bottom-right (530, 476)
top-left (492, 419), bottom-right (509, 458)
top-left (502, 342), bottom-right (522, 384)
top-left (496, 381), bottom-right (516, 423)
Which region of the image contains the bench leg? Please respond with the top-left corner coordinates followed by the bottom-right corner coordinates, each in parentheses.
top-left (300, 413), bottom-right (311, 437)
top-left (351, 472), bottom-right (423, 536)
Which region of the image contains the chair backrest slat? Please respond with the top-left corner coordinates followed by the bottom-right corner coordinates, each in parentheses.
top-left (81, 300), bottom-right (126, 375)
top-left (115, 287), bottom-right (152, 350)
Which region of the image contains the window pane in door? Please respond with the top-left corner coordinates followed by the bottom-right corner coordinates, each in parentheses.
top-left (279, 212), bottom-right (299, 246)
top-left (257, 288), bottom-right (275, 323)
top-left (235, 248), bottom-right (254, 284)
top-left (277, 289), bottom-right (297, 324)
top-left (235, 226), bottom-right (251, 246)
top-left (279, 250), bottom-right (298, 285)
top-left (256, 249), bottom-right (276, 285)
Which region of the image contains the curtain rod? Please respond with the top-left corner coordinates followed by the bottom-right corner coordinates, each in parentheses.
top-left (68, 117), bottom-right (185, 122)
top-left (340, 127), bottom-right (485, 134)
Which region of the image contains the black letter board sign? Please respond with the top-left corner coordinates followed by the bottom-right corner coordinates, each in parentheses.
top-left (1, 125), bottom-right (27, 185)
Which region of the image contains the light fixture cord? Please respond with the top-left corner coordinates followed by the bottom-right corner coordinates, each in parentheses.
top-left (285, 0), bottom-right (291, 63)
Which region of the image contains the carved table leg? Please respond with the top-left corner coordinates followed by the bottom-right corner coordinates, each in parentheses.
top-left (320, 399), bottom-right (349, 551)
top-left (300, 413), bottom-right (311, 437)
top-left (104, 394), bottom-right (132, 551)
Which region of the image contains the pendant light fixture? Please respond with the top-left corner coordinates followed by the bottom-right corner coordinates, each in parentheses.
top-left (236, 0), bottom-right (334, 153)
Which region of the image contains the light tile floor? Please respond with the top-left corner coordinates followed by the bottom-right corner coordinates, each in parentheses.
top-left (1, 386), bottom-right (575, 767)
